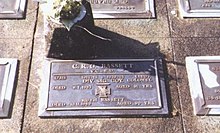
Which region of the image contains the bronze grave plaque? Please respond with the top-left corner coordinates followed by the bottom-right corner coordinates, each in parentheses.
top-left (39, 59), bottom-right (168, 117)
top-left (0, 59), bottom-right (17, 118)
top-left (87, 0), bottom-right (155, 18)
top-left (179, 0), bottom-right (220, 18)
top-left (0, 0), bottom-right (26, 18)
top-left (186, 56), bottom-right (220, 115)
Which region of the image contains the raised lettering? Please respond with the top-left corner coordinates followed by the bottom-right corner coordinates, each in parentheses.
top-left (51, 102), bottom-right (66, 107)
top-left (117, 101), bottom-right (132, 106)
top-left (116, 84), bottom-right (131, 89)
top-left (215, 89), bottom-right (220, 93)
top-left (72, 64), bottom-right (80, 69)
top-left (207, 96), bottom-right (220, 100)
top-left (73, 85), bottom-right (92, 90)
top-left (53, 75), bottom-right (67, 80)
top-left (52, 85), bottom-right (67, 90)
top-left (82, 79), bottom-right (94, 83)
top-left (90, 0), bottom-right (128, 4)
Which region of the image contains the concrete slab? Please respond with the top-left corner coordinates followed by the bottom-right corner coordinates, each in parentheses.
top-left (22, 1), bottom-right (183, 132)
top-left (4, 0), bottom-right (220, 132)
top-left (0, 39), bottom-right (34, 132)
top-left (167, 0), bottom-right (220, 38)
top-left (0, 0), bottom-right (37, 132)
top-left (0, 0), bottom-right (38, 39)
top-left (94, 0), bottom-right (170, 38)
top-left (172, 37), bottom-right (220, 132)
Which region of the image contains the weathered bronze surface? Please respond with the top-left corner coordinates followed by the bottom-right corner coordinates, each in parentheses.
top-left (0, 0), bottom-right (26, 18)
top-left (179, 0), bottom-right (220, 18)
top-left (87, 0), bottom-right (155, 18)
top-left (39, 59), bottom-right (168, 117)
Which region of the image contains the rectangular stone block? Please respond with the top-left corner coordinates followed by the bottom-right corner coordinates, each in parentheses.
top-left (186, 56), bottom-right (220, 115)
top-left (0, 0), bottom-right (26, 18)
top-left (178, 0), bottom-right (220, 18)
top-left (0, 59), bottom-right (17, 118)
top-left (88, 0), bottom-right (155, 18)
top-left (39, 59), bottom-right (168, 117)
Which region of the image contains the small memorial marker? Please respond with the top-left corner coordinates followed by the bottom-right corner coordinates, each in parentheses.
top-left (0, 0), bottom-right (26, 18)
top-left (39, 59), bottom-right (168, 117)
top-left (186, 56), bottom-right (220, 115)
top-left (0, 59), bottom-right (17, 118)
top-left (178, 0), bottom-right (220, 18)
top-left (0, 65), bottom-right (6, 110)
top-left (88, 0), bottom-right (155, 18)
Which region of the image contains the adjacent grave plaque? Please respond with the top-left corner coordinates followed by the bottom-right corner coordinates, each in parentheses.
top-left (0, 0), bottom-right (26, 18)
top-left (186, 56), bottom-right (220, 115)
top-left (178, 0), bottom-right (220, 18)
top-left (0, 65), bottom-right (6, 110)
top-left (0, 59), bottom-right (17, 117)
top-left (39, 59), bottom-right (168, 117)
top-left (87, 0), bottom-right (155, 18)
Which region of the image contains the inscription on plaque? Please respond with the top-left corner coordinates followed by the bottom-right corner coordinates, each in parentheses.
top-left (191, 0), bottom-right (220, 9)
top-left (186, 56), bottom-right (220, 115)
top-left (39, 59), bottom-right (168, 117)
top-left (0, 0), bottom-right (26, 18)
top-left (179, 0), bottom-right (220, 18)
top-left (87, 0), bottom-right (155, 18)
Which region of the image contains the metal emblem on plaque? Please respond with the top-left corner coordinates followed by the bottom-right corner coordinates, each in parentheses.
top-left (179, 0), bottom-right (220, 18)
top-left (39, 59), bottom-right (168, 117)
top-left (186, 56), bottom-right (220, 115)
top-left (0, 59), bottom-right (17, 117)
top-left (88, 0), bottom-right (155, 18)
top-left (0, 0), bottom-right (26, 18)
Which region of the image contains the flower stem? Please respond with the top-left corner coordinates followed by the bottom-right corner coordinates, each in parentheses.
top-left (75, 25), bottom-right (112, 41)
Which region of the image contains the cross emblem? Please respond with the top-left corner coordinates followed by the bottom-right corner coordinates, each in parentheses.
top-left (95, 83), bottom-right (111, 98)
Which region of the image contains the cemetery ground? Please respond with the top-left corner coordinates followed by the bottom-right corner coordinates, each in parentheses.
top-left (1, 0), bottom-right (220, 133)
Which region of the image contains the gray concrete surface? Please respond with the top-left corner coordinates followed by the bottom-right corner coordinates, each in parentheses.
top-left (0, 0), bottom-right (220, 132)
top-left (0, 0), bottom-right (37, 132)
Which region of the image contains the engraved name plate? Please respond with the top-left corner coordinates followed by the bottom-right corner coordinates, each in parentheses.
top-left (88, 0), bottom-right (155, 18)
top-left (39, 59), bottom-right (168, 117)
top-left (0, 59), bottom-right (17, 118)
top-left (0, 0), bottom-right (26, 18)
top-left (186, 56), bottom-right (220, 115)
top-left (179, 0), bottom-right (220, 18)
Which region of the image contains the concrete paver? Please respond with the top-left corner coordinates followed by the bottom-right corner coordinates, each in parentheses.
top-left (0, 0), bottom-right (38, 132)
top-left (1, 0), bottom-right (220, 132)
top-left (22, 0), bottom-right (183, 132)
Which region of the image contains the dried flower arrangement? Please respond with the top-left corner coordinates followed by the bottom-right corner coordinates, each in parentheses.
top-left (41, 0), bottom-right (86, 31)
top-left (40, 0), bottom-right (110, 41)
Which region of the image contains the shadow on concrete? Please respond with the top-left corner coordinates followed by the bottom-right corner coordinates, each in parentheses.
top-left (47, 0), bottom-right (164, 60)
top-left (47, 27), bottom-right (164, 60)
